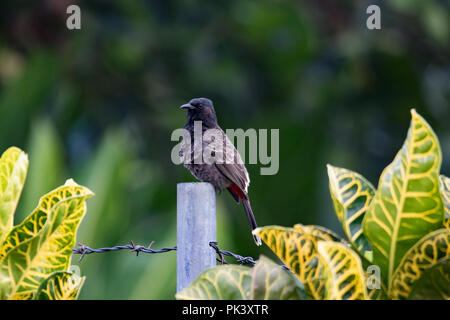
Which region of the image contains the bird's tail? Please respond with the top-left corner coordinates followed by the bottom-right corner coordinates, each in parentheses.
top-left (242, 198), bottom-right (262, 246)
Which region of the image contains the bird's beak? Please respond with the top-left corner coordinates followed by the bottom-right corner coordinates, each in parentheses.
top-left (180, 103), bottom-right (195, 110)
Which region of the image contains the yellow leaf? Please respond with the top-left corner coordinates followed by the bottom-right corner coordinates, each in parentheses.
top-left (0, 147), bottom-right (28, 244)
top-left (317, 241), bottom-right (368, 300)
top-left (390, 228), bottom-right (450, 299)
top-left (0, 180), bottom-right (93, 299)
top-left (294, 224), bottom-right (344, 243)
top-left (253, 226), bottom-right (316, 282)
top-left (327, 165), bottom-right (374, 257)
top-left (253, 226), bottom-right (329, 299)
top-left (440, 175), bottom-right (450, 229)
top-left (35, 271), bottom-right (85, 300)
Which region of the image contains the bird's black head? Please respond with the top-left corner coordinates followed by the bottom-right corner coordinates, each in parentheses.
top-left (180, 98), bottom-right (217, 127)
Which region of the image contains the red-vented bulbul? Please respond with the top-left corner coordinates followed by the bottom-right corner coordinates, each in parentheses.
top-left (180, 98), bottom-right (262, 246)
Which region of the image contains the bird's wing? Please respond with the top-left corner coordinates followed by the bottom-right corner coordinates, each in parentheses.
top-left (214, 129), bottom-right (250, 193)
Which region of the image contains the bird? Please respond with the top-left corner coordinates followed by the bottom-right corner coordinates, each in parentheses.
top-left (179, 97), bottom-right (262, 246)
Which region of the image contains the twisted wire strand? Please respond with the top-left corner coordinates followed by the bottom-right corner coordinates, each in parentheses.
top-left (73, 240), bottom-right (281, 268)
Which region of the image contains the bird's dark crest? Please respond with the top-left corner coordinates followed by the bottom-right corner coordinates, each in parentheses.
top-left (189, 97), bottom-right (214, 110)
top-left (182, 97), bottom-right (217, 126)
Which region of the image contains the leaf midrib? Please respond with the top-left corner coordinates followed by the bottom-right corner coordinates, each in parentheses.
top-left (388, 123), bottom-right (423, 290)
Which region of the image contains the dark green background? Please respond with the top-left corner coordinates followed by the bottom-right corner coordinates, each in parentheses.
top-left (0, 0), bottom-right (448, 299)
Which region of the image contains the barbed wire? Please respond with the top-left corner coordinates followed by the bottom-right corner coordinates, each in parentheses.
top-left (73, 240), bottom-right (286, 269)
top-left (209, 241), bottom-right (257, 266)
top-left (72, 240), bottom-right (177, 262)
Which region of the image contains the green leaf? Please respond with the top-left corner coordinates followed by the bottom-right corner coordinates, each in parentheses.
top-left (390, 228), bottom-right (450, 299)
top-left (408, 258), bottom-right (449, 300)
top-left (0, 179), bottom-right (93, 300)
top-left (363, 109), bottom-right (444, 288)
top-left (440, 175), bottom-right (450, 229)
top-left (0, 147), bottom-right (28, 244)
top-left (327, 165), bottom-right (374, 257)
top-left (317, 241), bottom-right (368, 300)
top-left (35, 271), bottom-right (85, 300)
top-left (175, 265), bottom-right (252, 300)
top-left (250, 255), bottom-right (302, 300)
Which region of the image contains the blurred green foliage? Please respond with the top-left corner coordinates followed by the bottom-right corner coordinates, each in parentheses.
top-left (0, 0), bottom-right (448, 299)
